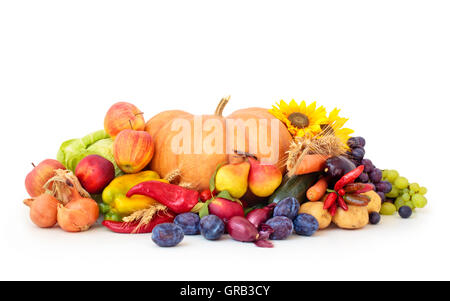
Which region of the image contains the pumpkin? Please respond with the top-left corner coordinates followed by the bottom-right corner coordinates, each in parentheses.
top-left (145, 97), bottom-right (293, 191)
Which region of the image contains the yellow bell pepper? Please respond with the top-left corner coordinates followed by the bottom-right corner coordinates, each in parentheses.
top-left (102, 170), bottom-right (167, 216)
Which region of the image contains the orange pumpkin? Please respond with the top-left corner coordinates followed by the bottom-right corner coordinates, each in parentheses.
top-left (145, 97), bottom-right (293, 191)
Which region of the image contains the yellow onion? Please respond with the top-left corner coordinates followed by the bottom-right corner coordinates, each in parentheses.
top-left (24, 194), bottom-right (60, 228)
top-left (57, 193), bottom-right (99, 232)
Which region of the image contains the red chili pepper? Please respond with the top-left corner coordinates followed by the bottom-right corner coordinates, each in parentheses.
top-left (329, 202), bottom-right (337, 216)
top-left (343, 183), bottom-right (364, 193)
top-left (355, 184), bottom-right (374, 194)
top-left (337, 195), bottom-right (348, 211)
top-left (102, 210), bottom-right (175, 234)
top-left (338, 189), bottom-right (346, 196)
top-left (126, 181), bottom-right (199, 214)
top-left (343, 194), bottom-right (371, 206)
top-left (334, 165), bottom-right (365, 191)
top-left (323, 193), bottom-right (337, 210)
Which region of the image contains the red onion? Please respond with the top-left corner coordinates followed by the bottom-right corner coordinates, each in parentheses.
top-left (227, 216), bottom-right (259, 242)
top-left (246, 203), bottom-right (276, 229)
top-left (254, 239), bottom-right (273, 248)
top-left (227, 216), bottom-right (274, 248)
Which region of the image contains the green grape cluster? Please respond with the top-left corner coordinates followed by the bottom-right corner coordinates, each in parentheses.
top-left (380, 169), bottom-right (428, 216)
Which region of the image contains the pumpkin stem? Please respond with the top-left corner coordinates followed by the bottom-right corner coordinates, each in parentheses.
top-left (233, 149), bottom-right (258, 161)
top-left (214, 95), bottom-right (231, 116)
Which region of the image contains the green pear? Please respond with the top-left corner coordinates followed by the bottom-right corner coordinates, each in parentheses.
top-left (215, 161), bottom-right (250, 198)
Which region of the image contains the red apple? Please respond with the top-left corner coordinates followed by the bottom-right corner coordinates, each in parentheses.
top-left (25, 159), bottom-right (65, 197)
top-left (113, 129), bottom-right (154, 174)
top-left (208, 198), bottom-right (245, 222)
top-left (75, 155), bottom-right (115, 194)
top-left (104, 102), bottom-right (146, 139)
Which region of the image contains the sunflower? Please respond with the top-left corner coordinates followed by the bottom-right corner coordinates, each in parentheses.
top-left (321, 108), bottom-right (354, 145)
top-left (269, 100), bottom-right (327, 138)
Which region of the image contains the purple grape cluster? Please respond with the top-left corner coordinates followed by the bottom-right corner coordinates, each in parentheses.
top-left (346, 137), bottom-right (392, 202)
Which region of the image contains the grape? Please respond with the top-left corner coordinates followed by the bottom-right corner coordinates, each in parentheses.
top-left (200, 215), bottom-right (225, 240)
top-left (385, 170), bottom-right (399, 182)
top-left (174, 212), bottom-right (200, 235)
top-left (369, 212), bottom-right (381, 225)
top-left (394, 177), bottom-right (409, 189)
top-left (350, 159), bottom-right (362, 166)
top-left (369, 168), bottom-right (382, 183)
top-left (274, 197), bottom-right (300, 220)
top-left (377, 191), bottom-right (386, 203)
top-left (412, 194), bottom-right (427, 208)
top-left (386, 186), bottom-right (400, 198)
top-left (419, 187), bottom-right (428, 195)
top-left (404, 201), bottom-right (415, 209)
top-left (346, 155), bottom-right (361, 167)
top-left (375, 181), bottom-right (392, 193)
top-left (398, 206), bottom-right (412, 218)
top-left (380, 202), bottom-right (397, 215)
top-left (394, 198), bottom-right (406, 210)
top-left (361, 159), bottom-right (374, 173)
top-left (401, 192), bottom-right (411, 201)
top-left (382, 169), bottom-right (389, 179)
top-left (266, 216), bottom-right (294, 240)
top-left (358, 172), bottom-right (370, 183)
top-left (409, 183), bottom-right (420, 193)
top-left (152, 223), bottom-right (184, 247)
top-left (351, 147), bottom-right (365, 161)
top-left (347, 137), bottom-right (366, 148)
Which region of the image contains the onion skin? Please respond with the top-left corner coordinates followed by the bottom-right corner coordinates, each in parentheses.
top-left (57, 205), bottom-right (91, 232)
top-left (246, 204), bottom-right (275, 229)
top-left (226, 216), bottom-right (259, 242)
top-left (65, 197), bottom-right (99, 225)
top-left (57, 197), bottom-right (99, 232)
top-left (24, 194), bottom-right (60, 228)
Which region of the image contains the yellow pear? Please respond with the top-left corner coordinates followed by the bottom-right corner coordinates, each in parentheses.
top-left (248, 157), bottom-right (282, 197)
top-left (215, 161), bottom-right (250, 198)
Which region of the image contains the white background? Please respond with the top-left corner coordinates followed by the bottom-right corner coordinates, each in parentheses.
top-left (1, 0), bottom-right (449, 281)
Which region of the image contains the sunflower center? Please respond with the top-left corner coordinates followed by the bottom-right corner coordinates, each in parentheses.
top-left (288, 112), bottom-right (310, 128)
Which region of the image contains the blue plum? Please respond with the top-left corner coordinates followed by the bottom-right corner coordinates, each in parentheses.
top-left (174, 212), bottom-right (200, 235)
top-left (293, 213), bottom-right (319, 236)
top-left (273, 197), bottom-right (300, 220)
top-left (200, 215), bottom-right (224, 240)
top-left (266, 216), bottom-right (293, 240)
top-left (151, 223), bottom-right (184, 247)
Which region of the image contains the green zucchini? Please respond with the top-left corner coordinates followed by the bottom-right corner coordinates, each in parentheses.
top-left (268, 173), bottom-right (319, 204)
